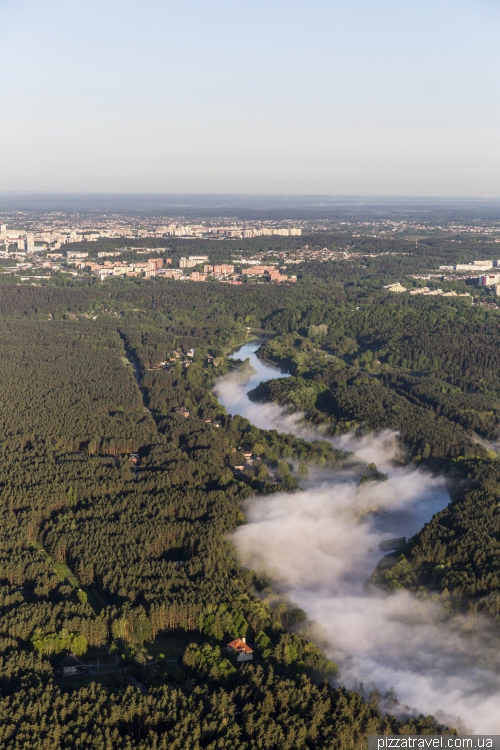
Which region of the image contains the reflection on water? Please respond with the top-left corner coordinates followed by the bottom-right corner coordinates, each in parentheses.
top-left (217, 339), bottom-right (449, 548)
top-left (215, 340), bottom-right (290, 429)
top-left (229, 339), bottom-right (289, 390)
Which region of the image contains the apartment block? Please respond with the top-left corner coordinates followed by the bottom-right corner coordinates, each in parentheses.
top-left (478, 274), bottom-right (500, 287)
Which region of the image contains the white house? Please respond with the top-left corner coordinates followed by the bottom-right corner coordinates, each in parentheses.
top-left (227, 637), bottom-right (254, 662)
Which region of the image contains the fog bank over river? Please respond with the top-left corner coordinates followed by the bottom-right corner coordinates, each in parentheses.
top-left (215, 341), bottom-right (500, 733)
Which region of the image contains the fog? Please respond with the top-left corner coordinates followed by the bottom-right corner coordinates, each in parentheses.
top-left (214, 354), bottom-right (304, 434)
top-left (216, 342), bottom-right (500, 733)
top-left (232, 478), bottom-right (500, 733)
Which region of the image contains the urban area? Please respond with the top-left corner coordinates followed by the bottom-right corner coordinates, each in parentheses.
top-left (2, 214), bottom-right (500, 295)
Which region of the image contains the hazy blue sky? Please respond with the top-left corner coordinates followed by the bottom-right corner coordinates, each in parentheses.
top-left (1, 0), bottom-right (499, 195)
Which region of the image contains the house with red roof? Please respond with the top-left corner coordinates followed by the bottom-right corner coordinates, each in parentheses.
top-left (227, 637), bottom-right (254, 662)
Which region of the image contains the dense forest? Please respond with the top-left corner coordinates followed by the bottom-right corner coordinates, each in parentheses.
top-left (0, 301), bottom-right (447, 747)
top-left (2, 233), bottom-right (499, 747)
top-left (242, 279), bottom-right (500, 615)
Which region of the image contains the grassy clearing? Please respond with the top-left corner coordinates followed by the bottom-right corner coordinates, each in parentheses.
top-left (53, 561), bottom-right (80, 588)
top-left (32, 542), bottom-right (82, 589)
top-left (32, 541), bottom-right (106, 613)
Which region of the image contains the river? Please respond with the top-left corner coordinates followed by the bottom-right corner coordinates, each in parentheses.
top-left (214, 339), bottom-right (500, 733)
top-left (216, 339), bottom-right (449, 551)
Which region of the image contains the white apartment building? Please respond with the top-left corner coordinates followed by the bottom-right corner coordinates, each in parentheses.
top-left (66, 251), bottom-right (89, 259)
top-left (455, 264), bottom-right (488, 271)
top-left (384, 282), bottom-right (406, 293)
top-left (179, 255), bottom-right (209, 268)
top-left (478, 274), bottom-right (500, 287)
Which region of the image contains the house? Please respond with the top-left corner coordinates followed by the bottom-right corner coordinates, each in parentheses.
top-left (227, 637), bottom-right (254, 662)
top-left (173, 407), bottom-right (190, 418)
top-left (57, 654), bottom-right (87, 677)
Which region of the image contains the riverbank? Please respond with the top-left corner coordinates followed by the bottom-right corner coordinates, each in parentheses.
top-left (212, 341), bottom-right (500, 732)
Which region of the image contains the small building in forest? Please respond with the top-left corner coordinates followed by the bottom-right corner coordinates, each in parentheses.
top-left (227, 637), bottom-right (254, 662)
top-left (173, 407), bottom-right (190, 418)
top-left (57, 654), bottom-right (87, 677)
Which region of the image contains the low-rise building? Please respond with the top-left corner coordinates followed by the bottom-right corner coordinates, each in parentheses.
top-left (242, 265), bottom-right (275, 277)
top-left (159, 268), bottom-right (183, 279)
top-left (227, 637), bottom-right (253, 662)
top-left (455, 262), bottom-right (492, 271)
top-left (66, 251), bottom-right (89, 259)
top-left (173, 406), bottom-right (190, 418)
top-left (57, 655), bottom-right (87, 677)
top-left (384, 282), bottom-right (406, 293)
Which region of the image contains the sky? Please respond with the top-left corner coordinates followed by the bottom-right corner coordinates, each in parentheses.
top-left (0, 0), bottom-right (499, 195)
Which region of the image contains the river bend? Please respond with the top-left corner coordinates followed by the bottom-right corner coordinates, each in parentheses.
top-left (214, 340), bottom-right (500, 733)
